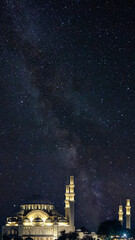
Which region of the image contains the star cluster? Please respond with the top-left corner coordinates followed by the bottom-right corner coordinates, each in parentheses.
top-left (0, 0), bottom-right (135, 231)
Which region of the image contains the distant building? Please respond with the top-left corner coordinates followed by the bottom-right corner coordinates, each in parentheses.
top-left (2, 176), bottom-right (75, 240)
top-left (76, 229), bottom-right (98, 240)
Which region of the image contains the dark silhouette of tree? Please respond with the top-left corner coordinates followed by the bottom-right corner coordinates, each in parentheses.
top-left (58, 231), bottom-right (67, 240)
top-left (68, 232), bottom-right (79, 240)
top-left (3, 234), bottom-right (11, 240)
top-left (80, 227), bottom-right (89, 233)
top-left (131, 228), bottom-right (135, 238)
top-left (82, 236), bottom-right (93, 240)
top-left (58, 230), bottom-right (79, 240)
top-left (3, 235), bottom-right (23, 240)
top-left (97, 220), bottom-right (122, 239)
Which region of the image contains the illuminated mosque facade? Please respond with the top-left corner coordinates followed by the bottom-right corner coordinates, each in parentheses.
top-left (2, 176), bottom-right (75, 240)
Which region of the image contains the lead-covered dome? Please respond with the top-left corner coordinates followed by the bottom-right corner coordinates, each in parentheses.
top-left (24, 195), bottom-right (52, 205)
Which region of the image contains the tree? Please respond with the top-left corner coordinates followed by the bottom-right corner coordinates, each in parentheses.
top-left (68, 232), bottom-right (79, 240)
top-left (58, 231), bottom-right (67, 240)
top-left (97, 220), bottom-right (122, 239)
top-left (80, 227), bottom-right (89, 233)
top-left (3, 235), bottom-right (23, 240)
top-left (58, 230), bottom-right (79, 240)
top-left (82, 236), bottom-right (93, 240)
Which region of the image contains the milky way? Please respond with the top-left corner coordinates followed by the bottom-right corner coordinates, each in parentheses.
top-left (0, 0), bottom-right (135, 231)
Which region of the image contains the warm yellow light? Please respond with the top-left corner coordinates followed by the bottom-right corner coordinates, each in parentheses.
top-left (26, 210), bottom-right (49, 220)
top-left (45, 222), bottom-right (53, 226)
top-left (6, 223), bottom-right (18, 226)
top-left (119, 205), bottom-right (123, 213)
top-left (70, 176), bottom-right (74, 185)
top-left (58, 222), bottom-right (68, 226)
top-left (42, 217), bottom-right (45, 222)
top-left (65, 200), bottom-right (70, 208)
top-left (66, 185), bottom-right (69, 193)
top-left (126, 199), bottom-right (130, 206)
top-left (126, 209), bottom-right (131, 215)
top-left (23, 222), bottom-right (32, 226)
top-left (65, 193), bottom-right (70, 200)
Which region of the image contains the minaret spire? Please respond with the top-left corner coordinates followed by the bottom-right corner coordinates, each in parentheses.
top-left (64, 176), bottom-right (75, 231)
top-left (65, 185), bottom-right (70, 219)
top-left (126, 199), bottom-right (131, 229)
top-left (118, 204), bottom-right (123, 226)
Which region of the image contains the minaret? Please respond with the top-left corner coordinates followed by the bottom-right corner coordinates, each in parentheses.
top-left (65, 176), bottom-right (75, 230)
top-left (65, 185), bottom-right (70, 220)
top-left (125, 199), bottom-right (131, 229)
top-left (69, 176), bottom-right (75, 228)
top-left (118, 204), bottom-right (123, 226)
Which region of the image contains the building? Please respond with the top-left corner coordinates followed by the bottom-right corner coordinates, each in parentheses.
top-left (2, 176), bottom-right (75, 240)
top-left (76, 229), bottom-right (98, 240)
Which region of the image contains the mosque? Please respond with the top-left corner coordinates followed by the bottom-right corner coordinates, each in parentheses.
top-left (2, 175), bottom-right (132, 240)
top-left (2, 176), bottom-right (76, 240)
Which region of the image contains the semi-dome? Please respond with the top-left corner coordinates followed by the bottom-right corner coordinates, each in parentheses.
top-left (33, 217), bottom-right (43, 222)
top-left (59, 218), bottom-right (67, 222)
top-left (25, 237), bottom-right (33, 240)
top-left (32, 217), bottom-right (44, 226)
top-left (7, 217), bottom-right (17, 222)
top-left (24, 218), bottom-right (30, 222)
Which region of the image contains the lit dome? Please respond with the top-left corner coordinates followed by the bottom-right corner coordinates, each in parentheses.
top-left (24, 195), bottom-right (52, 205)
top-left (32, 217), bottom-right (44, 226)
top-left (24, 218), bottom-right (30, 223)
top-left (7, 217), bottom-right (17, 222)
top-left (59, 218), bottom-right (67, 222)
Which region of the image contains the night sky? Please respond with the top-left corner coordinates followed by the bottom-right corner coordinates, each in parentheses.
top-left (0, 0), bottom-right (135, 232)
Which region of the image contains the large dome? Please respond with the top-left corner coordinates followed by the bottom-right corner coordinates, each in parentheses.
top-left (23, 195), bottom-right (52, 205)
